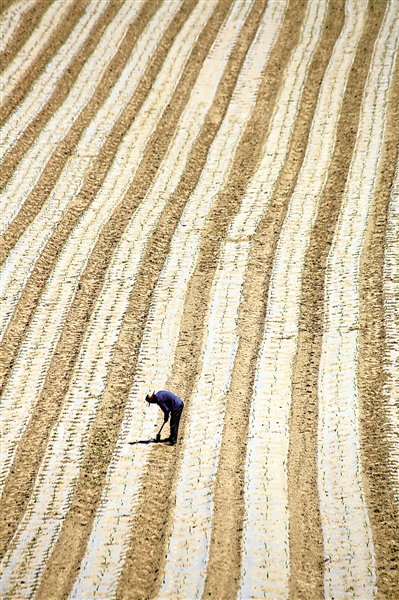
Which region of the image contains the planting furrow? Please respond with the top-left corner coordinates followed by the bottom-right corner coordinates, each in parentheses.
top-left (0, 2), bottom-right (252, 596)
top-left (0, 0), bottom-right (36, 54)
top-left (69, 3), bottom-right (286, 598)
top-left (117, 0), bottom-right (316, 593)
top-left (237, 0), bottom-right (368, 597)
top-left (0, 0), bottom-right (55, 75)
top-left (48, 1), bottom-right (270, 596)
top-left (0, 0), bottom-right (180, 347)
top-left (357, 51), bottom-right (399, 595)
top-left (0, 0), bottom-right (74, 103)
top-left (1, 0), bottom-right (234, 575)
top-left (0, 0), bottom-right (121, 194)
top-left (383, 160), bottom-right (399, 504)
top-left (0, 0), bottom-right (155, 341)
top-left (2, 0), bottom-right (242, 592)
top-left (0, 0), bottom-right (216, 505)
top-left (318, 1), bottom-right (399, 597)
top-left (288, 1), bottom-right (388, 596)
top-left (201, 0), bottom-right (346, 595)
top-left (0, 0), bottom-right (110, 163)
top-left (0, 0), bottom-right (145, 238)
top-left (160, 1), bottom-right (345, 598)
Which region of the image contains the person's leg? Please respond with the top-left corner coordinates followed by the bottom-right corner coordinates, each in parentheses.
top-left (169, 404), bottom-right (183, 444)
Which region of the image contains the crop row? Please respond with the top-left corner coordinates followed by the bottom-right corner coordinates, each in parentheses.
top-left (0, 0), bottom-right (111, 164)
top-left (0, 0), bottom-right (146, 237)
top-left (160, 0), bottom-right (337, 595)
top-left (0, 0), bottom-right (398, 597)
top-left (383, 158), bottom-right (399, 504)
top-left (318, 0), bottom-right (399, 596)
top-left (0, 0), bottom-right (216, 505)
top-left (0, 2), bottom-right (253, 596)
top-left (0, 0), bottom-right (179, 340)
top-left (1, 0), bottom-right (74, 103)
top-left (241, 0), bottom-right (370, 597)
top-left (72, 2), bottom-right (284, 596)
top-left (158, 2), bottom-right (287, 597)
top-left (0, 0), bottom-right (36, 55)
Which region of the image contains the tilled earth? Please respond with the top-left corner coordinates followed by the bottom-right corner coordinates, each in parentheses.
top-left (0, 0), bottom-right (398, 598)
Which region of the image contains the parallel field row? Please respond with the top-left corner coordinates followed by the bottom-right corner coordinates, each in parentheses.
top-left (0, 0), bottom-right (398, 598)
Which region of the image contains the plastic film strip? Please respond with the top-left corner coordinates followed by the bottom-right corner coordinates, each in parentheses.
top-left (160, 0), bottom-right (343, 596)
top-left (0, 0), bottom-right (74, 103)
top-left (72, 3), bottom-right (288, 598)
top-left (0, 3), bottom-right (250, 596)
top-left (383, 160), bottom-right (399, 504)
top-left (318, 1), bottom-right (399, 597)
top-left (0, 0), bottom-right (181, 340)
top-left (0, 0), bottom-right (145, 237)
top-left (239, 0), bottom-right (369, 597)
top-left (0, 0), bottom-right (110, 163)
top-left (0, 0), bottom-right (36, 53)
top-left (0, 0), bottom-right (217, 509)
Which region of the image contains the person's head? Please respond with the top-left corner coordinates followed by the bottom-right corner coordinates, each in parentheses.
top-left (145, 391), bottom-right (156, 404)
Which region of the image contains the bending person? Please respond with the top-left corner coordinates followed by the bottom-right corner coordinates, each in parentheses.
top-left (146, 390), bottom-right (184, 445)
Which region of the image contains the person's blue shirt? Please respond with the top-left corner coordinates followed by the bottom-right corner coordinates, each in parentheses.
top-left (154, 390), bottom-right (183, 419)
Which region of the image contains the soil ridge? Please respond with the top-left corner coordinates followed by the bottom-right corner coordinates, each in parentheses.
top-left (31, 2), bottom-right (242, 597)
top-left (116, 0), bottom-right (274, 596)
top-left (0, 0), bottom-right (188, 562)
top-left (289, 1), bottom-right (391, 597)
top-left (111, 0), bottom-right (346, 596)
top-left (202, 0), bottom-right (345, 596)
top-left (0, 0), bottom-right (89, 126)
top-left (357, 44), bottom-right (399, 597)
top-left (0, 0), bottom-right (122, 193)
top-left (0, 0), bottom-right (165, 397)
top-left (0, 0), bottom-right (53, 73)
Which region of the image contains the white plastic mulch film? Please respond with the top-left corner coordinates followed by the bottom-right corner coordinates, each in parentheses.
top-left (1, 0), bottom-right (398, 598)
top-left (0, 0), bottom-right (111, 163)
top-left (383, 158), bottom-right (399, 504)
top-left (318, 0), bottom-right (399, 597)
top-left (1, 0), bottom-right (74, 102)
top-left (159, 1), bottom-right (287, 597)
top-left (239, 0), bottom-right (369, 597)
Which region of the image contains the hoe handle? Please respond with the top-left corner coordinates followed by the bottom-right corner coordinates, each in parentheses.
top-left (156, 421), bottom-right (165, 441)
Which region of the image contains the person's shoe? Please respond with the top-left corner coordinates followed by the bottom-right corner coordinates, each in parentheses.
top-left (169, 439), bottom-right (176, 446)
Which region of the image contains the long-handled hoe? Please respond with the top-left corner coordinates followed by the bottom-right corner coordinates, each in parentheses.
top-left (156, 421), bottom-right (166, 443)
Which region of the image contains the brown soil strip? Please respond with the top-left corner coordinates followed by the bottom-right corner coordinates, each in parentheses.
top-left (35, 1), bottom-right (282, 597)
top-left (0, 0), bottom-right (123, 221)
top-left (288, 2), bottom-right (388, 599)
top-left (115, 0), bottom-right (282, 594)
top-left (0, 0), bottom-right (163, 397)
top-left (0, 0), bottom-right (16, 18)
top-left (23, 2), bottom-right (241, 598)
top-left (0, 0), bottom-right (122, 193)
top-left (0, 0), bottom-right (53, 73)
top-left (0, 0), bottom-right (90, 125)
top-left (203, 2), bottom-right (347, 599)
top-left (114, 0), bottom-right (346, 596)
top-left (357, 50), bottom-right (399, 598)
top-left (0, 0), bottom-right (179, 555)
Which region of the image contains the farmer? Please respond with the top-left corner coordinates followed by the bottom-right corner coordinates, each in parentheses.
top-left (145, 390), bottom-right (184, 445)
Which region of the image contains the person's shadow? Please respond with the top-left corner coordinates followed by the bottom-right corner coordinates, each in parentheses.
top-left (128, 438), bottom-right (169, 445)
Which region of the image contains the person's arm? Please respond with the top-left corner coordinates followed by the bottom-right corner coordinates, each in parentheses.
top-left (157, 399), bottom-right (170, 422)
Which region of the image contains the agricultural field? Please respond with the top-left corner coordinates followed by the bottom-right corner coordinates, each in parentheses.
top-left (0, 0), bottom-right (398, 597)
